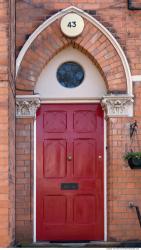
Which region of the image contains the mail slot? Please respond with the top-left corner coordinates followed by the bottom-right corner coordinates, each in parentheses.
top-left (61, 183), bottom-right (79, 190)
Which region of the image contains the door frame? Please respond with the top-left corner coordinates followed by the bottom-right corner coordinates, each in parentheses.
top-left (33, 99), bottom-right (107, 242)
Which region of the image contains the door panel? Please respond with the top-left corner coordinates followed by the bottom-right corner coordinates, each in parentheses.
top-left (73, 110), bottom-right (96, 132)
top-left (74, 195), bottom-right (96, 224)
top-left (44, 111), bottom-right (67, 132)
top-left (73, 139), bottom-right (96, 177)
top-left (36, 104), bottom-right (104, 241)
top-left (44, 140), bottom-right (67, 178)
top-left (44, 196), bottom-right (67, 224)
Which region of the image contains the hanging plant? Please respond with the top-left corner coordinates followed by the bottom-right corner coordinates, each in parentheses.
top-left (124, 121), bottom-right (141, 169)
top-left (124, 152), bottom-right (141, 169)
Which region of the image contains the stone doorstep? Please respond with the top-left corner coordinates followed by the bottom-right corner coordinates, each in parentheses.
top-left (16, 241), bottom-right (141, 248)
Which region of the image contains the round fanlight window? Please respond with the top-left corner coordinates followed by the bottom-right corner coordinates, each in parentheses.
top-left (57, 61), bottom-right (84, 88)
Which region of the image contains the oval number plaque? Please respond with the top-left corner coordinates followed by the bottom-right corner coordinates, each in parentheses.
top-left (61, 13), bottom-right (84, 38)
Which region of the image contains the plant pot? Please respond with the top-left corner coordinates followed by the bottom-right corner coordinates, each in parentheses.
top-left (128, 157), bottom-right (141, 169)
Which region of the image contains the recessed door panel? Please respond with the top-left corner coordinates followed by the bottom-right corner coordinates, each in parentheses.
top-left (74, 111), bottom-right (96, 132)
top-left (44, 111), bottom-right (67, 132)
top-left (36, 104), bottom-right (104, 241)
top-left (73, 139), bottom-right (96, 177)
top-left (44, 196), bottom-right (67, 224)
top-left (74, 195), bottom-right (96, 224)
top-left (44, 140), bottom-right (66, 178)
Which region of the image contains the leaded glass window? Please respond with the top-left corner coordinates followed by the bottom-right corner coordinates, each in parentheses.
top-left (57, 62), bottom-right (84, 88)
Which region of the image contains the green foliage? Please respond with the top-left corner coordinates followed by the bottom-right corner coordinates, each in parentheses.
top-left (124, 151), bottom-right (141, 160)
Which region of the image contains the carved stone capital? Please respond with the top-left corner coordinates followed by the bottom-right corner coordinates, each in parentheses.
top-left (101, 94), bottom-right (134, 117)
top-left (16, 95), bottom-right (40, 118)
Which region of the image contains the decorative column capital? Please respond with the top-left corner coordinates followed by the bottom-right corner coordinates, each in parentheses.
top-left (16, 95), bottom-right (40, 118)
top-left (101, 94), bottom-right (134, 117)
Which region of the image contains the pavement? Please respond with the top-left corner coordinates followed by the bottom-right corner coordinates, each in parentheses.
top-left (15, 241), bottom-right (141, 248)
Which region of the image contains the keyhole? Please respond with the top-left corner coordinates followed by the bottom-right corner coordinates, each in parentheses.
top-left (67, 155), bottom-right (72, 161)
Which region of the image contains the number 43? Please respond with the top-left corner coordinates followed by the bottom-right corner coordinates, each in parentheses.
top-left (67, 21), bottom-right (76, 28)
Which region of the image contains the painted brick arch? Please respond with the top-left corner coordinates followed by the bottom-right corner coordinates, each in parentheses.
top-left (16, 15), bottom-right (127, 94)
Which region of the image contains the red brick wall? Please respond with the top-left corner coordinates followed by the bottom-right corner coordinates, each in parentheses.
top-left (15, 0), bottom-right (141, 244)
top-left (107, 82), bottom-right (141, 241)
top-left (0, 0), bottom-right (15, 247)
top-left (107, 116), bottom-right (141, 240)
top-left (0, 82), bottom-right (9, 247)
top-left (16, 119), bottom-right (34, 242)
top-left (16, 0), bottom-right (141, 75)
top-left (9, 0), bottom-right (16, 245)
top-left (16, 17), bottom-right (127, 94)
top-left (16, 0), bottom-right (127, 55)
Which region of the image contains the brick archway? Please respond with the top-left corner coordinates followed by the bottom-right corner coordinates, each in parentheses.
top-left (16, 7), bottom-right (132, 95)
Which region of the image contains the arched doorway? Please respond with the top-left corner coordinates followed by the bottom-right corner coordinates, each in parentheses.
top-left (35, 46), bottom-right (106, 241)
top-left (16, 6), bottom-right (133, 243)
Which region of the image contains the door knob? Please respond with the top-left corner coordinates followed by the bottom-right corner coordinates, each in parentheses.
top-left (67, 155), bottom-right (72, 161)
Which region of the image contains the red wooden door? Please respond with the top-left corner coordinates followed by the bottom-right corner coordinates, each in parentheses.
top-left (36, 104), bottom-right (104, 241)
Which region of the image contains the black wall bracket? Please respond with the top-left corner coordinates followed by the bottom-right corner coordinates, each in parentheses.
top-left (128, 0), bottom-right (141, 10)
top-left (130, 120), bottom-right (138, 139)
top-left (129, 202), bottom-right (141, 227)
